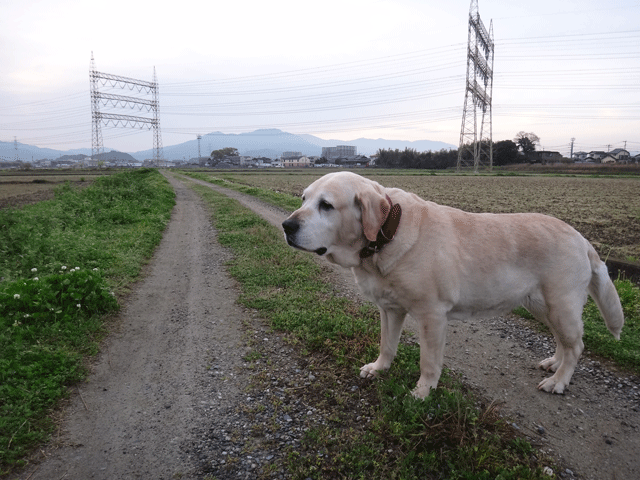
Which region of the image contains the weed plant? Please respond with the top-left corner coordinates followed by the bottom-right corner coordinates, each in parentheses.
top-left (189, 182), bottom-right (551, 479)
top-left (0, 169), bottom-right (174, 472)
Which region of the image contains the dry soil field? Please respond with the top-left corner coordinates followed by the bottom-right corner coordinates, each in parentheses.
top-left (0, 172), bottom-right (107, 209)
top-left (218, 170), bottom-right (640, 263)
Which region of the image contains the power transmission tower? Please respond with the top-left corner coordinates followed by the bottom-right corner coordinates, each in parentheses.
top-left (152, 67), bottom-right (163, 165)
top-left (457, 0), bottom-right (494, 173)
top-left (90, 53), bottom-right (164, 165)
top-left (90, 54), bottom-right (104, 160)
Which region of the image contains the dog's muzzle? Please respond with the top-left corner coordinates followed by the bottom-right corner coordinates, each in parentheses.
top-left (282, 218), bottom-right (327, 256)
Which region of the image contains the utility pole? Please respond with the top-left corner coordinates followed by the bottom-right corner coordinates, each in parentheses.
top-left (197, 134), bottom-right (202, 159)
top-left (14, 136), bottom-right (18, 162)
top-left (570, 137), bottom-right (575, 159)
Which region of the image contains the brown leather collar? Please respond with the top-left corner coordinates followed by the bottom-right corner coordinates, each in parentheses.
top-left (360, 194), bottom-right (402, 258)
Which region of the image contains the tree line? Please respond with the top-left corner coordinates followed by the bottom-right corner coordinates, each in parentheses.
top-left (375, 139), bottom-right (522, 169)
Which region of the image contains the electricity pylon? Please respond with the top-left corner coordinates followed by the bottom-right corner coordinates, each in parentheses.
top-left (457, 0), bottom-right (494, 173)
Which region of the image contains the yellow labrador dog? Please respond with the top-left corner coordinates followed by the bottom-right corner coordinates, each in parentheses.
top-left (282, 171), bottom-right (624, 399)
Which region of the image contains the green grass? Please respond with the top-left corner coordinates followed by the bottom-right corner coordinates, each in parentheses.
top-left (583, 279), bottom-right (640, 372)
top-left (179, 171), bottom-right (302, 211)
top-left (188, 182), bottom-right (553, 479)
top-left (0, 169), bottom-right (175, 472)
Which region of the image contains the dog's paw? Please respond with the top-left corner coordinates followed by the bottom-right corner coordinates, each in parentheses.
top-left (360, 363), bottom-right (384, 379)
top-left (411, 380), bottom-right (437, 400)
top-left (538, 356), bottom-right (560, 372)
top-left (537, 375), bottom-right (566, 394)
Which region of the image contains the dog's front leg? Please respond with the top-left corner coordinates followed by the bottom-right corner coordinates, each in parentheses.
top-left (360, 306), bottom-right (407, 378)
top-left (412, 313), bottom-right (447, 399)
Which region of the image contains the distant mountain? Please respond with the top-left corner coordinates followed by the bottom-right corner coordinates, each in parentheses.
top-left (95, 151), bottom-right (137, 163)
top-left (132, 129), bottom-right (324, 161)
top-left (132, 129), bottom-right (455, 160)
top-left (297, 134), bottom-right (455, 156)
top-left (0, 140), bottom-right (92, 162)
top-left (1, 130), bottom-right (455, 163)
top-left (0, 141), bottom-right (139, 163)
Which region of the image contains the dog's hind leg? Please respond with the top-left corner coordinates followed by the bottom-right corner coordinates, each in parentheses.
top-left (522, 293), bottom-right (565, 372)
top-left (360, 306), bottom-right (407, 379)
top-left (537, 295), bottom-right (585, 394)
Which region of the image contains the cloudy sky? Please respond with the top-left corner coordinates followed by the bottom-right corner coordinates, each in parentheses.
top-left (1, 0), bottom-right (639, 156)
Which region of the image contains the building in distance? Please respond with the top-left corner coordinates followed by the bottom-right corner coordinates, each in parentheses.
top-left (322, 145), bottom-right (357, 160)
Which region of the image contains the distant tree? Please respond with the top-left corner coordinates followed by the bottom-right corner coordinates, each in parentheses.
top-left (493, 140), bottom-right (520, 166)
top-left (514, 132), bottom-right (540, 160)
top-left (374, 148), bottom-right (457, 170)
top-left (211, 147), bottom-right (239, 160)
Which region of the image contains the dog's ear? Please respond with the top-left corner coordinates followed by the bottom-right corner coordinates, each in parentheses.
top-left (356, 187), bottom-right (390, 242)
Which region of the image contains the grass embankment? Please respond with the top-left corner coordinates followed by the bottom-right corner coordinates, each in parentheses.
top-left (0, 169), bottom-right (175, 473)
top-left (188, 179), bottom-right (554, 480)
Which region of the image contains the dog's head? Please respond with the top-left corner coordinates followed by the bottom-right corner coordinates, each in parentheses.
top-left (282, 171), bottom-right (392, 267)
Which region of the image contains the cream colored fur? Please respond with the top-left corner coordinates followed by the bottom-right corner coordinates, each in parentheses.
top-left (282, 172), bottom-right (624, 399)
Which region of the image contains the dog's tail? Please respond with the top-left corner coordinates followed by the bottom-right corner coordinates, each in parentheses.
top-left (587, 247), bottom-right (624, 339)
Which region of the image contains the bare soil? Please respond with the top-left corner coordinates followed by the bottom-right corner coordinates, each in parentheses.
top-left (14, 173), bottom-right (640, 480)
top-left (0, 186), bottom-right (56, 210)
top-left (0, 180), bottom-right (93, 210)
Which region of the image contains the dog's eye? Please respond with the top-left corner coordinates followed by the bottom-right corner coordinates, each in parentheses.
top-left (319, 200), bottom-right (333, 211)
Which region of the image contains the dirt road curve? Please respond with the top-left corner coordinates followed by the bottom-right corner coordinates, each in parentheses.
top-left (17, 173), bottom-right (640, 480)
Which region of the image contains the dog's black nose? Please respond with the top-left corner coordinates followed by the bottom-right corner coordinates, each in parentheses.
top-left (282, 218), bottom-right (299, 236)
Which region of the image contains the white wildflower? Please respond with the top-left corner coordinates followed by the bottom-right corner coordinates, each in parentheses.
top-left (33, 277), bottom-right (39, 281)
top-left (23, 314), bottom-right (30, 318)
top-left (13, 294), bottom-right (20, 299)
top-left (61, 266), bottom-right (67, 270)
top-left (77, 304), bottom-right (81, 308)
top-left (31, 268), bottom-right (37, 272)
top-left (13, 320), bottom-right (22, 327)
top-left (93, 268), bottom-right (99, 272)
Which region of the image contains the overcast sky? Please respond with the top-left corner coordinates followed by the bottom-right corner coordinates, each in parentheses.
top-left (1, 0), bottom-right (639, 156)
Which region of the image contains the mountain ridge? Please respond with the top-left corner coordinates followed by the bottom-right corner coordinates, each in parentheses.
top-left (1, 129), bottom-right (455, 162)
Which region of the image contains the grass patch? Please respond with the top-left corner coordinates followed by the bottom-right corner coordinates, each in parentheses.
top-left (583, 278), bottom-right (640, 372)
top-left (179, 171), bottom-right (302, 211)
top-left (189, 182), bottom-right (553, 479)
top-left (0, 169), bottom-right (175, 473)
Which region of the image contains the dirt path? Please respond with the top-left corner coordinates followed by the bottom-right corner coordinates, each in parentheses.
top-left (16, 173), bottom-right (640, 480)
top-left (17, 174), bottom-right (253, 479)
